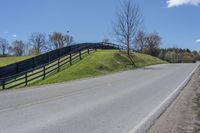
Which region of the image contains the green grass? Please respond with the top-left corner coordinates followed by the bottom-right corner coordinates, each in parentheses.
top-left (34, 50), bottom-right (167, 86)
top-left (0, 56), bottom-right (32, 67)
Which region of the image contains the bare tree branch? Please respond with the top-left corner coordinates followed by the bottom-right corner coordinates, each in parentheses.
top-left (0, 37), bottom-right (9, 56)
top-left (11, 40), bottom-right (25, 56)
top-left (29, 33), bottom-right (47, 55)
top-left (134, 31), bottom-right (147, 52)
top-left (113, 0), bottom-right (142, 56)
top-left (49, 32), bottom-right (73, 49)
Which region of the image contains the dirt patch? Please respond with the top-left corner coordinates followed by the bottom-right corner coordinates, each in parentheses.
top-left (148, 67), bottom-right (200, 133)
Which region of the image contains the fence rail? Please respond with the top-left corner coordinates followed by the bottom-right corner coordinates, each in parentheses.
top-left (0, 42), bottom-right (126, 90)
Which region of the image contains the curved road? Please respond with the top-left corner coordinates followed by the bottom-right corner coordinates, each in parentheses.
top-left (0, 63), bottom-right (198, 133)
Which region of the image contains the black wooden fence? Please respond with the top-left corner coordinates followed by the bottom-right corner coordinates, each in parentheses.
top-left (0, 42), bottom-right (126, 90)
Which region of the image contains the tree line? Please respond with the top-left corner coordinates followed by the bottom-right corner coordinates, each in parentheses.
top-left (133, 31), bottom-right (200, 63)
top-left (0, 32), bottom-right (73, 56)
top-left (158, 48), bottom-right (200, 63)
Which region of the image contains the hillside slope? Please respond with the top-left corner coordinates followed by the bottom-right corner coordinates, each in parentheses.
top-left (0, 56), bottom-right (32, 67)
top-left (34, 50), bottom-right (167, 85)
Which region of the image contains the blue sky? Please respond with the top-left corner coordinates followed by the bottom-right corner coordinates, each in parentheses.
top-left (0, 0), bottom-right (200, 50)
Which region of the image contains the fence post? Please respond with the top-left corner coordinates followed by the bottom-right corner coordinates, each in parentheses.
top-left (2, 79), bottom-right (5, 90)
top-left (57, 59), bottom-right (60, 72)
top-left (25, 73), bottom-right (28, 86)
top-left (47, 52), bottom-right (50, 63)
top-left (70, 53), bottom-right (72, 65)
top-left (32, 58), bottom-right (35, 68)
top-left (43, 66), bottom-right (46, 79)
top-left (16, 63), bottom-right (19, 73)
top-left (87, 48), bottom-right (90, 54)
top-left (79, 50), bottom-right (82, 60)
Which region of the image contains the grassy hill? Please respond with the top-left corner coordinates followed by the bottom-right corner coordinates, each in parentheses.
top-left (0, 56), bottom-right (32, 67)
top-left (0, 50), bottom-right (167, 88)
top-left (33, 50), bottom-right (167, 85)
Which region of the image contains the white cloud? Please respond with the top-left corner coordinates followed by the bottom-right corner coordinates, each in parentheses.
top-left (196, 39), bottom-right (200, 43)
top-left (167, 0), bottom-right (200, 7)
top-left (12, 35), bottom-right (17, 38)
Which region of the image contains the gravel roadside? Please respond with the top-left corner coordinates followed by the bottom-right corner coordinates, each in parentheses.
top-left (148, 67), bottom-right (200, 133)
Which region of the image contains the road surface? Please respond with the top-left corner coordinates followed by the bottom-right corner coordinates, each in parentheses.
top-left (0, 63), bottom-right (198, 133)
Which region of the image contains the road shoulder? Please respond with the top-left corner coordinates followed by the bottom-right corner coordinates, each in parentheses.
top-left (148, 67), bottom-right (200, 133)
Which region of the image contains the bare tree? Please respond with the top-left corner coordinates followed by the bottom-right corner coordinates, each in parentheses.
top-left (145, 33), bottom-right (161, 56)
top-left (29, 33), bottom-right (47, 55)
top-left (11, 40), bottom-right (25, 56)
top-left (113, 0), bottom-right (142, 56)
top-left (49, 32), bottom-right (73, 49)
top-left (134, 31), bottom-right (146, 52)
top-left (0, 37), bottom-right (9, 56)
top-left (65, 34), bottom-right (73, 46)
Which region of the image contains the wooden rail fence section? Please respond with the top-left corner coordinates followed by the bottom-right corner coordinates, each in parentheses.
top-left (0, 42), bottom-right (126, 90)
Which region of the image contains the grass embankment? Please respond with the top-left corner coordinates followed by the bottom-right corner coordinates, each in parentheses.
top-left (34, 50), bottom-right (167, 85)
top-left (0, 56), bottom-right (32, 67)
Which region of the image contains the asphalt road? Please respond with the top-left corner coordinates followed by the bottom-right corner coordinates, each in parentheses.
top-left (0, 63), bottom-right (197, 133)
